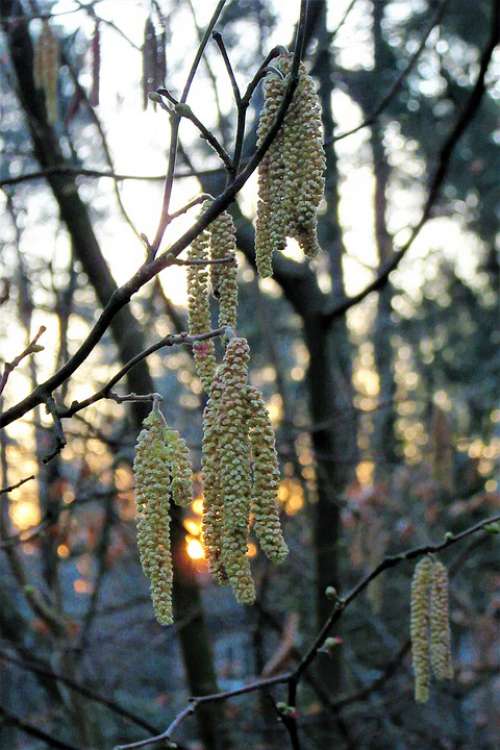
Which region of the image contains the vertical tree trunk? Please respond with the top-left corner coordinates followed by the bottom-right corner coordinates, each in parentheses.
top-left (2, 5), bottom-right (223, 747)
top-left (370, 0), bottom-right (398, 474)
top-left (309, 2), bottom-right (356, 693)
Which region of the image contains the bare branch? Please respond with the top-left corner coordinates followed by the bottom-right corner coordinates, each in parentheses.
top-left (0, 326), bottom-right (45, 398)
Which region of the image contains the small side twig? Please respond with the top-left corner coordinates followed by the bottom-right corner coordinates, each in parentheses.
top-left (42, 393), bottom-right (67, 463)
top-left (0, 326), bottom-right (45, 398)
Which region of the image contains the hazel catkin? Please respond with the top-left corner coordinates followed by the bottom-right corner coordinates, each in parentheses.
top-left (201, 367), bottom-right (226, 584)
top-left (255, 54), bottom-right (325, 277)
top-left (430, 560), bottom-right (453, 681)
top-left (165, 427), bottom-right (193, 508)
top-left (187, 228), bottom-right (217, 392)
top-left (219, 338), bottom-right (255, 604)
top-left (133, 407), bottom-right (173, 625)
top-left (410, 556), bottom-right (433, 703)
top-left (245, 385), bottom-right (288, 564)
top-left (208, 209), bottom-right (238, 330)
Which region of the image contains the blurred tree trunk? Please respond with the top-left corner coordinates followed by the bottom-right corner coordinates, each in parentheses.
top-left (309, 2), bottom-right (356, 692)
top-left (2, 4), bottom-right (225, 747)
top-left (369, 0), bottom-right (398, 475)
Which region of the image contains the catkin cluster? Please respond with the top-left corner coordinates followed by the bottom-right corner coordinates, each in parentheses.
top-left (133, 405), bottom-right (193, 625)
top-left (187, 204), bottom-right (239, 392)
top-left (34, 21), bottom-right (59, 124)
top-left (410, 556), bottom-right (453, 702)
top-left (201, 337), bottom-right (288, 604)
top-left (255, 54), bottom-right (325, 278)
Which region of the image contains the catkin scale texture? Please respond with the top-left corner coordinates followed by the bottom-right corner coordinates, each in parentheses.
top-left (430, 560), bottom-right (453, 680)
top-left (187, 229), bottom-right (217, 392)
top-left (201, 368), bottom-right (227, 584)
top-left (255, 54), bottom-right (325, 276)
top-left (208, 209), bottom-right (239, 330)
top-left (133, 409), bottom-right (173, 625)
top-left (410, 556), bottom-right (433, 703)
top-left (219, 339), bottom-right (255, 604)
top-left (246, 385), bottom-right (288, 563)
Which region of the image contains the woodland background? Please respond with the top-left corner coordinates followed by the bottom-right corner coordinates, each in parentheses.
top-left (0, 0), bottom-right (499, 749)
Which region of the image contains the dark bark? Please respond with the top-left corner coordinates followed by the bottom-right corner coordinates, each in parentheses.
top-left (369, 0), bottom-right (398, 474)
top-left (1, 4), bottom-right (222, 747)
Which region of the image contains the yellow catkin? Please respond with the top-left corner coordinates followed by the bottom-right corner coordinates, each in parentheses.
top-left (133, 408), bottom-right (173, 626)
top-left (165, 428), bottom-right (193, 507)
top-left (255, 54), bottom-right (325, 276)
top-left (219, 338), bottom-right (255, 604)
top-left (208, 209), bottom-right (239, 329)
top-left (34, 20), bottom-right (59, 124)
top-left (245, 385), bottom-right (288, 563)
top-left (187, 228), bottom-right (217, 392)
top-left (430, 560), bottom-right (453, 681)
top-left (201, 367), bottom-right (226, 584)
top-left (410, 556), bottom-right (433, 703)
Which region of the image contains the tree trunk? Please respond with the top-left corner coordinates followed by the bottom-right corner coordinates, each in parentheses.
top-left (2, 5), bottom-right (224, 747)
top-left (370, 0), bottom-right (398, 474)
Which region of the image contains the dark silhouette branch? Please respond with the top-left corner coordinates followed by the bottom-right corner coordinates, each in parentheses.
top-left (321, 0), bottom-right (499, 327)
top-left (114, 511), bottom-right (500, 750)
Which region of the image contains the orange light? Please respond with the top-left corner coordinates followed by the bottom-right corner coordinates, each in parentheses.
top-left (186, 538), bottom-right (205, 560)
top-left (191, 497), bottom-right (204, 516)
top-left (57, 544), bottom-right (70, 559)
top-left (247, 542), bottom-right (257, 558)
top-left (183, 518), bottom-right (201, 536)
top-left (10, 500), bottom-right (41, 530)
top-left (73, 579), bottom-right (92, 594)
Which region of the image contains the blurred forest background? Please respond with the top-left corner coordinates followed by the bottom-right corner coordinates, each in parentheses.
top-left (0, 0), bottom-right (499, 748)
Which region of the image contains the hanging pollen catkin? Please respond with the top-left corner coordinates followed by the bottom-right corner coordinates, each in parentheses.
top-left (142, 17), bottom-right (158, 109)
top-left (208, 209), bottom-right (238, 329)
top-left (246, 385), bottom-right (288, 563)
top-left (90, 20), bottom-right (101, 107)
top-left (219, 338), bottom-right (255, 604)
top-left (201, 367), bottom-right (226, 584)
top-left (410, 556), bottom-right (433, 703)
top-left (187, 228), bottom-right (217, 392)
top-left (165, 428), bottom-right (193, 508)
top-left (34, 21), bottom-right (59, 124)
top-left (133, 407), bottom-right (173, 625)
top-left (430, 560), bottom-right (453, 681)
top-left (255, 54), bottom-right (325, 277)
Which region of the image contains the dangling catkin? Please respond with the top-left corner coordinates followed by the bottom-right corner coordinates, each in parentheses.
top-left (219, 338), bottom-right (255, 604)
top-left (246, 385), bottom-right (288, 563)
top-left (187, 229), bottom-right (217, 392)
top-left (255, 54), bottom-right (325, 276)
top-left (430, 560), bottom-right (453, 680)
top-left (133, 407), bottom-right (173, 625)
top-left (410, 556), bottom-right (433, 703)
top-left (34, 20), bottom-right (59, 124)
top-left (208, 209), bottom-right (238, 329)
top-left (201, 367), bottom-right (226, 584)
top-left (142, 17), bottom-right (158, 109)
top-left (165, 428), bottom-right (193, 508)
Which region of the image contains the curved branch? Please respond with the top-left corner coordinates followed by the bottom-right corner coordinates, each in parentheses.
top-left (321, 0), bottom-right (500, 327)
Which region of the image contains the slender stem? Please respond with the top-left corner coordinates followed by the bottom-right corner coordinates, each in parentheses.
top-left (150, 0), bottom-right (228, 255)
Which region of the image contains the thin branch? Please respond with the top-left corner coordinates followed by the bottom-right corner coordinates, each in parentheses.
top-left (174, 103), bottom-right (234, 173)
top-left (0, 704), bottom-right (82, 750)
top-left (114, 511), bottom-right (499, 750)
top-left (0, 7), bottom-right (307, 430)
top-left (0, 167), bottom-right (167, 187)
top-left (321, 1), bottom-right (499, 327)
top-left (324, 0), bottom-right (451, 145)
top-left (0, 473), bottom-right (35, 496)
top-left (0, 650), bottom-right (160, 735)
top-left (114, 674), bottom-right (291, 750)
top-left (212, 31), bottom-right (241, 104)
top-left (42, 393), bottom-right (67, 463)
top-left (57, 328), bottom-right (227, 420)
top-left (150, 0), bottom-right (228, 255)
top-left (0, 326), bottom-right (45, 397)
